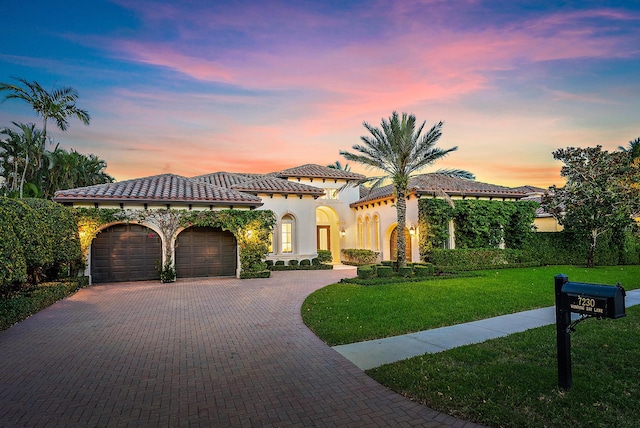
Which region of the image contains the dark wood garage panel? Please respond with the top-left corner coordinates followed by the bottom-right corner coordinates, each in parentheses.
top-left (91, 224), bottom-right (162, 283)
top-left (175, 227), bottom-right (237, 278)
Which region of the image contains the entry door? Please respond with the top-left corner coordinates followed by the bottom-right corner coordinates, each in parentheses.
top-left (317, 226), bottom-right (330, 251)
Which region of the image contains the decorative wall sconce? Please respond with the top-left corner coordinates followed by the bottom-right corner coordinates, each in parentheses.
top-left (340, 227), bottom-right (346, 237)
top-left (409, 224), bottom-right (416, 236)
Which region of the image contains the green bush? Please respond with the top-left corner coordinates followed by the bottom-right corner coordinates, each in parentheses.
top-left (341, 249), bottom-right (379, 265)
top-left (265, 260), bottom-right (274, 268)
top-left (357, 265), bottom-right (376, 279)
top-left (0, 198), bottom-right (52, 284)
top-left (300, 259), bottom-right (311, 266)
top-left (22, 199), bottom-right (83, 278)
top-left (317, 250), bottom-right (332, 263)
top-left (240, 270), bottom-right (271, 279)
top-left (381, 260), bottom-right (393, 267)
top-left (414, 264), bottom-right (435, 277)
top-left (0, 206), bottom-right (27, 296)
top-left (429, 248), bottom-right (535, 271)
top-left (398, 266), bottom-right (413, 278)
top-left (275, 260), bottom-right (285, 266)
top-left (376, 266), bottom-right (394, 278)
top-left (0, 279), bottom-right (87, 332)
top-left (311, 257), bottom-right (320, 265)
top-left (288, 259), bottom-right (299, 267)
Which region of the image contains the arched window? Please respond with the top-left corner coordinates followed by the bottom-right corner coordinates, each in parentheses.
top-left (282, 214), bottom-right (295, 253)
top-left (357, 217), bottom-right (363, 248)
top-left (373, 215), bottom-right (380, 252)
top-left (364, 215), bottom-right (371, 249)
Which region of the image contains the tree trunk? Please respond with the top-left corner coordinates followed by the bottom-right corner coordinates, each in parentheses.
top-left (587, 230), bottom-right (597, 268)
top-left (396, 187), bottom-right (407, 268)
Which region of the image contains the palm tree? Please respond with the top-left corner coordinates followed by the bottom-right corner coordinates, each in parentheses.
top-left (0, 77), bottom-right (90, 145)
top-left (0, 122), bottom-right (44, 197)
top-left (340, 111), bottom-right (473, 268)
top-left (327, 161), bottom-right (351, 171)
top-left (618, 137), bottom-right (640, 159)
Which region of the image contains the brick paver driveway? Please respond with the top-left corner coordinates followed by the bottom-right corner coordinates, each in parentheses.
top-left (0, 270), bottom-right (482, 427)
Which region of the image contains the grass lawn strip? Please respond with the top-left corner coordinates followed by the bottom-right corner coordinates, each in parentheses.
top-left (302, 265), bottom-right (640, 346)
top-left (367, 305), bottom-right (640, 428)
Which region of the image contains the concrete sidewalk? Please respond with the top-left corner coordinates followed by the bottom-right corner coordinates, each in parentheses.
top-left (334, 289), bottom-right (640, 370)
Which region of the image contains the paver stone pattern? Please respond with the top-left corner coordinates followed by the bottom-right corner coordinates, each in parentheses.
top-left (0, 270), bottom-right (483, 427)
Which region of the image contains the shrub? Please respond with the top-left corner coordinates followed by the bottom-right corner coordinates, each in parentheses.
top-left (300, 259), bottom-right (311, 266)
top-left (429, 248), bottom-right (536, 271)
top-left (381, 260), bottom-right (393, 267)
top-left (275, 260), bottom-right (285, 266)
top-left (376, 266), bottom-right (394, 278)
top-left (398, 266), bottom-right (413, 278)
top-left (0, 206), bottom-right (27, 297)
top-left (357, 265), bottom-right (376, 279)
top-left (317, 250), bottom-right (332, 263)
top-left (240, 270), bottom-right (271, 279)
top-left (265, 260), bottom-right (274, 267)
top-left (158, 257), bottom-right (177, 283)
top-left (414, 263), bottom-right (435, 277)
top-left (341, 249), bottom-right (379, 265)
top-left (311, 257), bottom-right (320, 265)
top-left (0, 279), bottom-right (87, 332)
top-left (0, 198), bottom-right (52, 284)
top-left (289, 259), bottom-right (299, 267)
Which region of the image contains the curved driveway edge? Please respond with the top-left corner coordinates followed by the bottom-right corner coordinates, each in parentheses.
top-left (0, 270), bottom-right (483, 427)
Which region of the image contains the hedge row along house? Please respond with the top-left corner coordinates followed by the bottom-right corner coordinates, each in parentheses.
top-left (53, 163), bottom-right (542, 283)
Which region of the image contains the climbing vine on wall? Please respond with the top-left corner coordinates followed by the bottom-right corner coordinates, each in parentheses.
top-left (418, 199), bottom-right (538, 260)
top-left (73, 208), bottom-right (276, 277)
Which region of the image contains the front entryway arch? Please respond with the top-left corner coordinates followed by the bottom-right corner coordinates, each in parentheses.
top-left (316, 206), bottom-right (340, 263)
top-left (389, 225), bottom-right (412, 262)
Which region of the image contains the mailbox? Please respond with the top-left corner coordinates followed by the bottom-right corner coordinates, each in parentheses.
top-left (561, 281), bottom-right (626, 319)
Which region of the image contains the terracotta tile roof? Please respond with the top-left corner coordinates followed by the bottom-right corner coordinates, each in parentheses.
top-left (511, 185), bottom-right (547, 194)
top-left (277, 164), bottom-right (365, 180)
top-left (351, 173), bottom-right (527, 206)
top-left (53, 174), bottom-right (262, 206)
top-left (192, 172), bottom-right (324, 196)
top-left (520, 195), bottom-right (552, 217)
top-left (231, 176), bottom-right (325, 196)
top-left (192, 172), bottom-right (254, 188)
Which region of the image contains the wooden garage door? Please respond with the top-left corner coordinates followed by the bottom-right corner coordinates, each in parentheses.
top-left (91, 224), bottom-right (161, 283)
top-left (175, 227), bottom-right (237, 278)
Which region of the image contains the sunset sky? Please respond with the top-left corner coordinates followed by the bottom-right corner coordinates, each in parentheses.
top-left (1, 0), bottom-right (639, 188)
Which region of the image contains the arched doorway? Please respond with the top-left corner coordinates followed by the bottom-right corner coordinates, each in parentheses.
top-left (390, 226), bottom-right (412, 262)
top-left (316, 206), bottom-right (340, 263)
top-left (91, 223), bottom-right (162, 283)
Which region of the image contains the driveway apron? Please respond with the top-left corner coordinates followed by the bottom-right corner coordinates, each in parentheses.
top-left (0, 270), bottom-right (482, 427)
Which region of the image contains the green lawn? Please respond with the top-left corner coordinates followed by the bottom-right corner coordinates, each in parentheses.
top-left (302, 265), bottom-right (640, 346)
top-left (368, 306), bottom-right (640, 428)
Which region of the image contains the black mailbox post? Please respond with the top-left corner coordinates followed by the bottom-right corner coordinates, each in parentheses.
top-left (554, 274), bottom-right (626, 390)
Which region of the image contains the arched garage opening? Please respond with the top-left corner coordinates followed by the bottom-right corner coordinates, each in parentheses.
top-left (91, 223), bottom-right (162, 283)
top-left (175, 226), bottom-right (237, 278)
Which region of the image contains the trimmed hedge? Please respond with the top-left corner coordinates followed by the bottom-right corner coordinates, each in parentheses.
top-left (376, 266), bottom-right (394, 278)
top-left (356, 265), bottom-right (376, 279)
top-left (415, 264), bottom-right (435, 276)
top-left (0, 278), bottom-right (88, 332)
top-left (317, 250), bottom-right (332, 263)
top-left (0, 198), bottom-right (83, 296)
top-left (341, 249), bottom-right (379, 265)
top-left (240, 270), bottom-right (271, 279)
top-left (429, 248), bottom-right (535, 272)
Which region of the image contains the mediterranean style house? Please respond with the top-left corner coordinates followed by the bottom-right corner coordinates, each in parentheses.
top-left (53, 163), bottom-right (540, 283)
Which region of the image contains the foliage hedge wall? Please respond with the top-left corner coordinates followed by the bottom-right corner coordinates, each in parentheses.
top-left (418, 199), bottom-right (538, 259)
top-left (0, 198), bottom-right (82, 297)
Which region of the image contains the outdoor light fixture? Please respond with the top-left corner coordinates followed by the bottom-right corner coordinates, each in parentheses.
top-left (340, 228), bottom-right (346, 237)
top-left (409, 224), bottom-right (416, 236)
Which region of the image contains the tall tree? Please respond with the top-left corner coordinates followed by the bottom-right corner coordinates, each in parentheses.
top-left (327, 161), bottom-right (351, 171)
top-left (340, 111), bottom-right (473, 267)
top-left (543, 146), bottom-right (640, 267)
top-left (0, 77), bottom-right (90, 145)
top-left (0, 122), bottom-right (44, 198)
